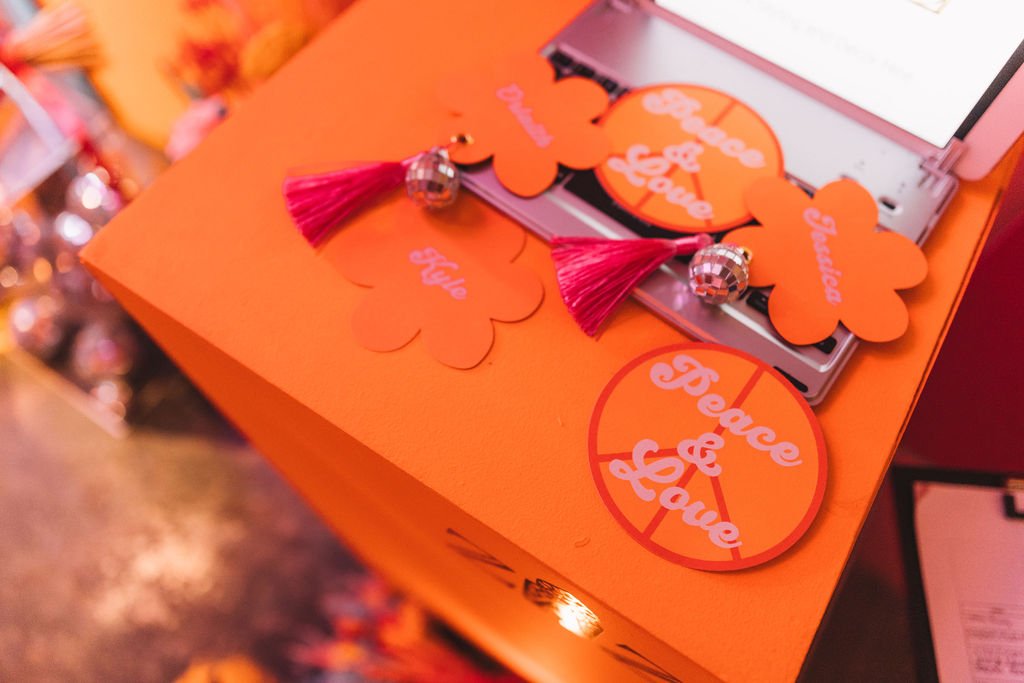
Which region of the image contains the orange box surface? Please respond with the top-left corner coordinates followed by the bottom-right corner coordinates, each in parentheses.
top-left (83, 1), bottom-right (1017, 680)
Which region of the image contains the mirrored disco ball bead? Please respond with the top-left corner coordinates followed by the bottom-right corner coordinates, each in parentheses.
top-left (8, 295), bottom-right (67, 360)
top-left (688, 243), bottom-right (751, 305)
top-left (65, 171), bottom-right (124, 226)
top-left (405, 147), bottom-right (460, 209)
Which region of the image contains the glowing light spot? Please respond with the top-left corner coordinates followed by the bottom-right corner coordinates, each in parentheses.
top-left (0, 266), bottom-right (18, 288)
top-left (81, 185), bottom-right (104, 210)
top-left (32, 258), bottom-right (52, 283)
top-left (523, 578), bottom-right (603, 639)
top-left (56, 212), bottom-right (94, 247)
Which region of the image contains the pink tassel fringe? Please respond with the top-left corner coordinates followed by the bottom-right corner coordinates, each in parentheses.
top-left (283, 160), bottom-right (409, 246)
top-left (551, 234), bottom-right (713, 336)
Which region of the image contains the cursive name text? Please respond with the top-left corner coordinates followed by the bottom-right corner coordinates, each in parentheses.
top-left (496, 84), bottom-right (554, 148)
top-left (409, 247), bottom-right (467, 300)
top-left (803, 207), bottom-right (842, 305)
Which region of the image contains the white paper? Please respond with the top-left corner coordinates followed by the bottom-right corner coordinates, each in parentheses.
top-left (916, 481), bottom-right (1024, 683)
top-left (657, 0), bottom-right (1024, 146)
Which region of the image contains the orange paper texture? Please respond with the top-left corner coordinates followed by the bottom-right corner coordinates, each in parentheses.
top-left (80, 0), bottom-right (1018, 681)
top-left (597, 84), bottom-right (783, 233)
top-left (441, 52), bottom-right (610, 197)
top-left (591, 344), bottom-right (826, 571)
top-left (333, 200), bottom-right (543, 369)
top-left (728, 177), bottom-right (929, 344)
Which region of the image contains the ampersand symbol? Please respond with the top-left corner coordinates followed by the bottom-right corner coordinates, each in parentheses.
top-left (677, 432), bottom-right (724, 477)
top-left (609, 438), bottom-right (685, 502)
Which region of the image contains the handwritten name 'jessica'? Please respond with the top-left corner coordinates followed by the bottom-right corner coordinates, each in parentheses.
top-left (804, 207), bottom-right (843, 305)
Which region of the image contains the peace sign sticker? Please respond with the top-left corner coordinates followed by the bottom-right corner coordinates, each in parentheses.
top-left (596, 84), bottom-right (784, 233)
top-left (589, 343), bottom-right (827, 571)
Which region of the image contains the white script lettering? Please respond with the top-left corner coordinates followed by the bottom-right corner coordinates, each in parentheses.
top-left (649, 354), bottom-right (802, 467)
top-left (409, 247), bottom-right (468, 300)
top-left (803, 207), bottom-right (842, 305)
top-left (641, 87), bottom-right (767, 169)
top-left (610, 438), bottom-right (741, 549)
top-left (496, 84), bottom-right (554, 148)
top-left (606, 145), bottom-right (714, 220)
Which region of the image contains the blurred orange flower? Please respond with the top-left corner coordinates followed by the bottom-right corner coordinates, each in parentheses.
top-left (175, 39), bottom-right (239, 95)
top-left (239, 20), bottom-right (308, 83)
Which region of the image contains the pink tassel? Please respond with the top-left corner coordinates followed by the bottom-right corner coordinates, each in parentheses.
top-left (283, 160), bottom-right (409, 246)
top-left (551, 234), bottom-right (714, 336)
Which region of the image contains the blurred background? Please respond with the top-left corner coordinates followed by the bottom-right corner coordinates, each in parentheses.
top-left (0, 1), bottom-right (1020, 681)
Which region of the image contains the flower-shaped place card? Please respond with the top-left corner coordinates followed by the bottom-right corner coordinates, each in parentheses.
top-left (439, 52), bottom-right (611, 197)
top-left (330, 199), bottom-right (544, 369)
top-left (727, 177), bottom-right (928, 345)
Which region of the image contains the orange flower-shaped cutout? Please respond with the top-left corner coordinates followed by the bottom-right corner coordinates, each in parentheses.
top-left (726, 177), bottom-right (927, 344)
top-left (439, 52), bottom-right (611, 197)
top-left (328, 198), bottom-right (544, 369)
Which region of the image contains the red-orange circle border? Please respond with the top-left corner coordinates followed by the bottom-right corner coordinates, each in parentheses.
top-left (595, 84), bottom-right (785, 234)
top-left (588, 342), bottom-right (827, 571)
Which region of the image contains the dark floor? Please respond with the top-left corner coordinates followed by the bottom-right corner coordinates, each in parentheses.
top-left (0, 355), bottom-right (360, 682)
top-left (0, 349), bottom-right (928, 683)
top-left (801, 477), bottom-right (920, 682)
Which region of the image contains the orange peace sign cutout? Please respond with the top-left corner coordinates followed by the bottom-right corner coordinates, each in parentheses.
top-left (596, 84), bottom-right (783, 234)
top-left (589, 344), bottom-right (827, 571)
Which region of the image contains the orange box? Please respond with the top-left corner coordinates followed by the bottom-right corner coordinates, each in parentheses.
top-left (83, 1), bottom-right (1018, 680)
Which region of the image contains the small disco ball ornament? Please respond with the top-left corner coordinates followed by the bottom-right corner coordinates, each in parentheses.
top-left (405, 147), bottom-right (460, 209)
top-left (688, 242), bottom-right (751, 305)
top-left (65, 171), bottom-right (124, 226)
top-left (8, 295), bottom-right (67, 360)
top-left (70, 319), bottom-right (139, 383)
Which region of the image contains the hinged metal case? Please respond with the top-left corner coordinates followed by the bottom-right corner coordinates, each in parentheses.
top-left (462, 0), bottom-right (985, 403)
